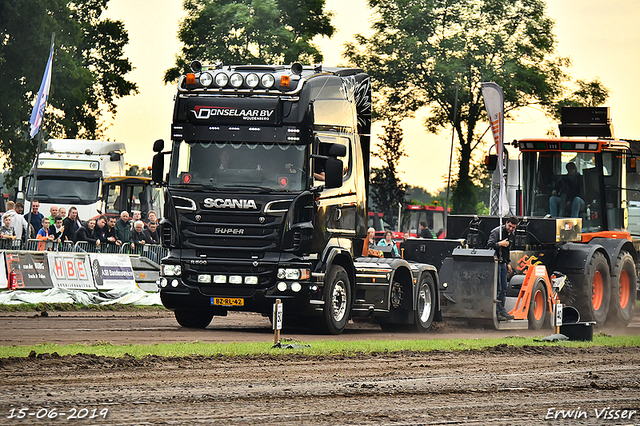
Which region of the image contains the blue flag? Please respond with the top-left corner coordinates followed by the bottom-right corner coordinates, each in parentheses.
top-left (29, 41), bottom-right (54, 139)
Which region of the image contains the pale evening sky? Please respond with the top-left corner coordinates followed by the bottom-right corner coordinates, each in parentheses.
top-left (101, 0), bottom-right (640, 193)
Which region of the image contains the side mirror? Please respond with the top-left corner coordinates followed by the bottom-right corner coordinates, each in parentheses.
top-left (151, 153), bottom-right (165, 184)
top-left (153, 139), bottom-right (165, 153)
top-left (485, 154), bottom-right (498, 171)
top-left (327, 143), bottom-right (346, 157)
top-left (17, 176), bottom-right (24, 192)
top-left (324, 158), bottom-right (343, 189)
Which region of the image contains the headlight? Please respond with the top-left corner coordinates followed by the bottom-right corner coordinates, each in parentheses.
top-left (159, 278), bottom-right (168, 287)
top-left (290, 282), bottom-right (302, 292)
top-left (245, 276), bottom-right (258, 285)
top-left (199, 72), bottom-right (213, 87)
top-left (198, 274), bottom-right (212, 283)
top-left (214, 73), bottom-right (229, 87)
top-left (277, 281), bottom-right (288, 292)
top-left (229, 275), bottom-right (243, 284)
top-left (229, 73), bottom-right (243, 88)
top-left (213, 275), bottom-right (227, 284)
top-left (261, 73), bottom-right (275, 88)
top-left (245, 73), bottom-right (259, 88)
top-left (162, 264), bottom-right (181, 276)
top-left (277, 268), bottom-right (310, 280)
top-left (285, 269), bottom-right (301, 280)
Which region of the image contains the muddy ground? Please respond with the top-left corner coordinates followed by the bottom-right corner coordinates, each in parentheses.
top-left (0, 310), bottom-right (639, 425)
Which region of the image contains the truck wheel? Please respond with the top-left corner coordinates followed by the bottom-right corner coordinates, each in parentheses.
top-left (414, 273), bottom-right (436, 332)
top-left (527, 279), bottom-right (548, 330)
top-left (606, 251), bottom-right (636, 326)
top-left (174, 310), bottom-right (214, 329)
top-left (575, 251), bottom-right (611, 324)
top-left (320, 265), bottom-right (351, 335)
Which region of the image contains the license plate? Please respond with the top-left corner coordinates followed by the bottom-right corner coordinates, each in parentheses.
top-left (212, 297), bottom-right (244, 306)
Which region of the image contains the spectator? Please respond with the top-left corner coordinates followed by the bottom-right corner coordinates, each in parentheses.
top-left (51, 216), bottom-right (65, 243)
top-left (107, 216), bottom-right (121, 246)
top-left (147, 211), bottom-right (158, 224)
top-left (58, 207), bottom-right (67, 219)
top-left (36, 217), bottom-right (54, 241)
top-left (94, 216), bottom-right (110, 244)
top-left (130, 220), bottom-right (153, 251)
top-left (46, 205), bottom-right (59, 226)
top-left (25, 201), bottom-right (45, 236)
top-left (62, 207), bottom-right (82, 242)
top-left (0, 213), bottom-right (17, 242)
top-left (377, 230), bottom-right (400, 257)
top-left (419, 220), bottom-right (436, 239)
top-left (115, 211), bottom-right (132, 244)
top-left (146, 221), bottom-right (160, 244)
top-left (4, 201), bottom-right (28, 243)
top-left (75, 218), bottom-right (100, 249)
top-left (131, 210), bottom-right (142, 224)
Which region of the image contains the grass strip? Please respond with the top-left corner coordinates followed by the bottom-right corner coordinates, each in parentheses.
top-left (1, 334), bottom-right (638, 359)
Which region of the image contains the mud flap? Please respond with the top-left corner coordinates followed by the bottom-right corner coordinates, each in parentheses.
top-left (439, 248), bottom-right (527, 330)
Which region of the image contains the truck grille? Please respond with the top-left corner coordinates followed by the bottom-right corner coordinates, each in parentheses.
top-left (180, 211), bottom-right (284, 257)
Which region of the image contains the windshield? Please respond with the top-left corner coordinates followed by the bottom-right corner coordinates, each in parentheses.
top-left (169, 141), bottom-right (308, 191)
top-left (523, 151), bottom-right (604, 231)
top-left (27, 176), bottom-right (100, 204)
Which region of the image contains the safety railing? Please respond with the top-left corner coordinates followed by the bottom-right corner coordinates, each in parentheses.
top-left (4, 239), bottom-right (167, 265)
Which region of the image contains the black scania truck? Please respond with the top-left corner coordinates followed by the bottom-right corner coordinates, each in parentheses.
top-left (152, 61), bottom-right (439, 334)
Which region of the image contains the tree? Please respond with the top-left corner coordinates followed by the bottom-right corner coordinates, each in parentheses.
top-left (164, 0), bottom-right (335, 83)
top-left (0, 0), bottom-right (138, 187)
top-left (345, 0), bottom-right (569, 214)
top-left (551, 78), bottom-right (610, 123)
top-left (370, 120), bottom-right (407, 228)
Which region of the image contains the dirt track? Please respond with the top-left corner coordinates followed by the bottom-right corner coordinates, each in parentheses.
top-left (0, 310), bottom-right (639, 425)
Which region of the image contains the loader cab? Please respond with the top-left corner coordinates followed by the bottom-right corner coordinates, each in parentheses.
top-left (519, 138), bottom-right (627, 233)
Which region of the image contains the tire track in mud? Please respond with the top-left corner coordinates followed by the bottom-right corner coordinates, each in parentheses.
top-left (1, 347), bottom-right (639, 425)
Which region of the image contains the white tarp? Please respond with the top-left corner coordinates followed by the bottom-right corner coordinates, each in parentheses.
top-left (0, 285), bottom-right (161, 306)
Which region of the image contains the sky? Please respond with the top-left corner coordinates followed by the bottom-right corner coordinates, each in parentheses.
top-left (102, 0), bottom-right (640, 193)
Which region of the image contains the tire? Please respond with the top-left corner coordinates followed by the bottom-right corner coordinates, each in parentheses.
top-left (574, 251), bottom-right (611, 324)
top-left (414, 273), bottom-right (436, 332)
top-left (174, 310), bottom-right (214, 329)
top-left (606, 251), bottom-right (637, 326)
top-left (527, 279), bottom-right (548, 330)
top-left (320, 265), bottom-right (351, 335)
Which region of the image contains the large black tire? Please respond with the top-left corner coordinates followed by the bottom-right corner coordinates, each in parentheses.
top-left (174, 310), bottom-right (214, 329)
top-left (527, 279), bottom-right (549, 330)
top-left (320, 266), bottom-right (351, 335)
top-left (414, 273), bottom-right (436, 332)
top-left (574, 251), bottom-right (611, 324)
top-left (606, 251), bottom-right (637, 326)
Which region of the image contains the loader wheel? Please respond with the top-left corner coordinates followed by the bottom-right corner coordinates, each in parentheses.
top-left (606, 251), bottom-right (636, 326)
top-left (414, 273), bottom-right (436, 332)
top-left (575, 251), bottom-right (611, 324)
top-left (174, 310), bottom-right (214, 329)
top-left (527, 279), bottom-right (548, 330)
top-left (319, 266), bottom-right (351, 335)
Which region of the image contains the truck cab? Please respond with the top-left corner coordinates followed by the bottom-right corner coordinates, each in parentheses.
top-left (154, 62), bottom-right (439, 334)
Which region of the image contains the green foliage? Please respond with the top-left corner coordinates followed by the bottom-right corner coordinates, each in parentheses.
top-left (370, 120), bottom-right (407, 227)
top-left (0, 0), bottom-right (138, 188)
top-left (164, 0), bottom-right (335, 83)
top-left (126, 164), bottom-right (151, 178)
top-left (551, 78), bottom-right (610, 123)
top-left (345, 0), bottom-right (569, 214)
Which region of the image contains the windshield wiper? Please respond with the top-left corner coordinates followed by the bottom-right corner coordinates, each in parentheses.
top-left (55, 195), bottom-right (84, 201)
top-left (34, 194), bottom-right (54, 202)
top-left (222, 184), bottom-right (275, 193)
